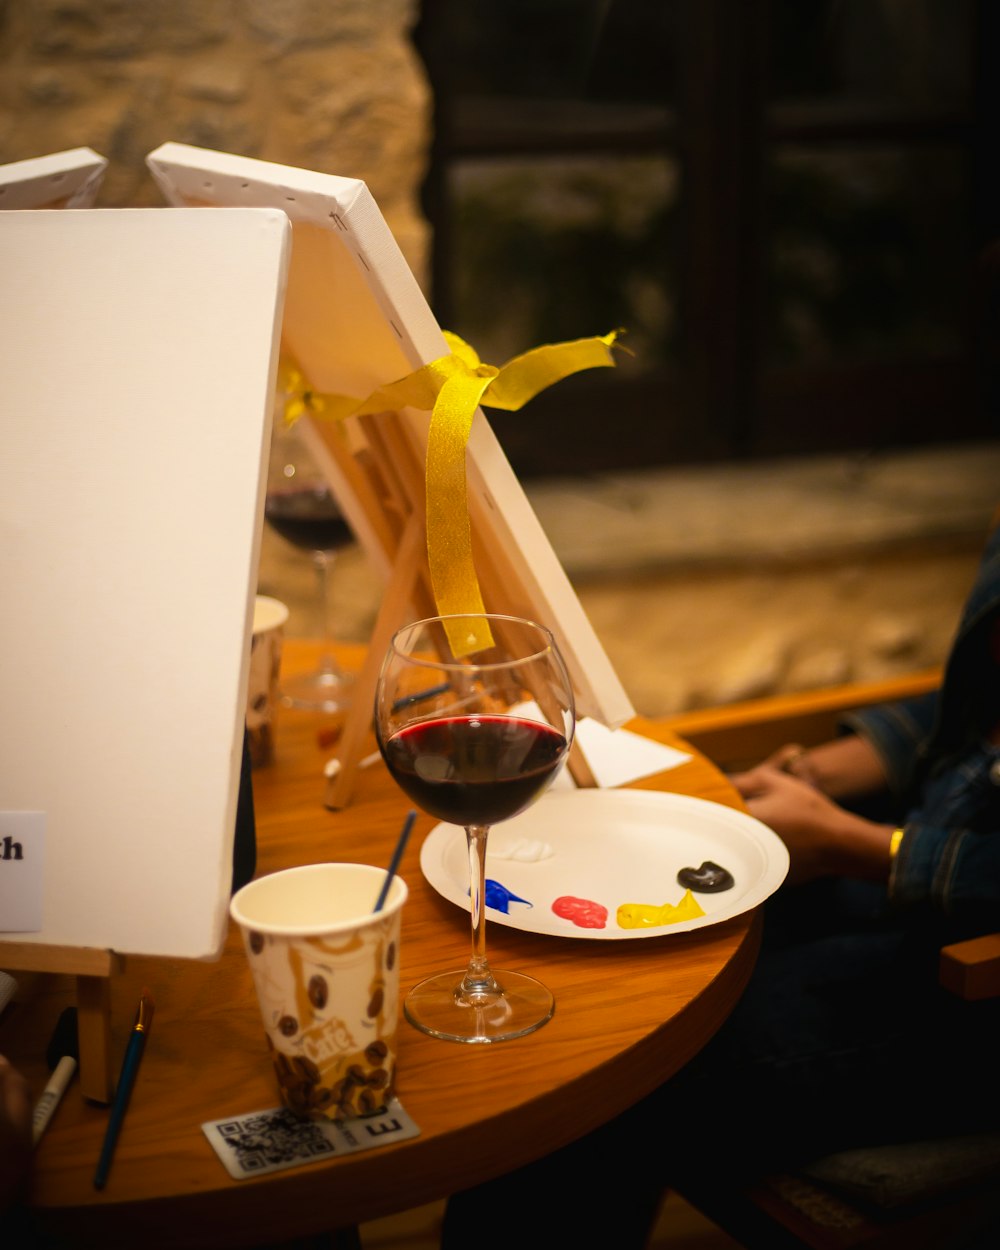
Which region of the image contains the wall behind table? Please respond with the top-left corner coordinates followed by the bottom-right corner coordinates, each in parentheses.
top-left (257, 443), bottom-right (1000, 719)
top-left (0, 0), bottom-right (430, 282)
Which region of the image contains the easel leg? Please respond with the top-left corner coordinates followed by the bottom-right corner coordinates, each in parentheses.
top-left (0, 942), bottom-right (120, 1104)
top-left (77, 973), bottom-right (115, 1103)
top-left (324, 514), bottom-right (431, 810)
top-left (568, 737), bottom-right (598, 788)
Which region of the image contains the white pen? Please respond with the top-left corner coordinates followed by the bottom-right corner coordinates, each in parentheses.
top-left (324, 749), bottom-right (381, 778)
top-left (32, 1054), bottom-right (77, 1146)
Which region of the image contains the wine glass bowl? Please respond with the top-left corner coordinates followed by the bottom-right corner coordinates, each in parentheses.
top-left (374, 613), bottom-right (576, 1043)
top-left (263, 482), bottom-right (352, 555)
top-left (264, 419), bottom-right (355, 713)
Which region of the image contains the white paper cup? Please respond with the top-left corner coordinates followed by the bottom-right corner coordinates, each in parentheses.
top-left (246, 595), bottom-right (289, 767)
top-left (230, 862), bottom-right (408, 1121)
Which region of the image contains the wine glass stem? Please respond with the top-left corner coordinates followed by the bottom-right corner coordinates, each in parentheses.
top-left (463, 824), bottom-right (500, 997)
top-left (312, 549), bottom-right (344, 677)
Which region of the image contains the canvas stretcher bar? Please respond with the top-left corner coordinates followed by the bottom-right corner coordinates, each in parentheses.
top-left (0, 147), bottom-right (107, 209)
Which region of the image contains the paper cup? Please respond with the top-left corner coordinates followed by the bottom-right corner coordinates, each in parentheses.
top-left (246, 595), bottom-right (289, 767)
top-left (230, 862), bottom-right (407, 1121)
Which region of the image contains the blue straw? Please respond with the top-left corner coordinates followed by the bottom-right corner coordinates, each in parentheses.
top-left (392, 681), bottom-right (451, 711)
top-left (374, 809), bottom-right (416, 912)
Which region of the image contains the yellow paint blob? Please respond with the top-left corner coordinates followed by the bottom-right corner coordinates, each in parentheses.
top-left (616, 889), bottom-right (706, 930)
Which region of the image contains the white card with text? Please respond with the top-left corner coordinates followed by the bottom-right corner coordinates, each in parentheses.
top-left (0, 811), bottom-right (44, 931)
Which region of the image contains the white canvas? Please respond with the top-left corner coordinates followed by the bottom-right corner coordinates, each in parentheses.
top-left (0, 207), bottom-right (290, 958)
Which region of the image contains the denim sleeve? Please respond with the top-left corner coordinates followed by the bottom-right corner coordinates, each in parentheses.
top-left (889, 802), bottom-right (1000, 938)
top-left (838, 692), bottom-right (939, 797)
top-left (841, 692), bottom-right (1000, 934)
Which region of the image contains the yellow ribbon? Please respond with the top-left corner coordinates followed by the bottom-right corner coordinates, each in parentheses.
top-left (280, 329), bottom-right (624, 655)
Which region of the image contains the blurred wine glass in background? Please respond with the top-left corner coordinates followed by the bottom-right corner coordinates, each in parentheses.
top-left (264, 417), bottom-right (355, 713)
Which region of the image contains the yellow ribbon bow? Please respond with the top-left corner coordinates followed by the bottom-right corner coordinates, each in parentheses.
top-left (281, 328), bottom-right (624, 655)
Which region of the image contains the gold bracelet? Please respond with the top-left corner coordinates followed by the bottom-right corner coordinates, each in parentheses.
top-left (889, 827), bottom-right (905, 859)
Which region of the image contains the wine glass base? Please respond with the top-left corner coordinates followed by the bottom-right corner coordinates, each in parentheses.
top-left (280, 668), bottom-right (354, 714)
top-left (403, 969), bottom-right (554, 1043)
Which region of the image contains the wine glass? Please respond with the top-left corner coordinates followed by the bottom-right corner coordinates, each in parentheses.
top-left (374, 612), bottom-right (576, 1043)
top-left (264, 419), bottom-right (355, 712)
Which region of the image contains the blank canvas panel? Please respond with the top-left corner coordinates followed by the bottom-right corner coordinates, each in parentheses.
top-left (0, 147), bottom-right (107, 208)
top-left (0, 207), bottom-right (290, 959)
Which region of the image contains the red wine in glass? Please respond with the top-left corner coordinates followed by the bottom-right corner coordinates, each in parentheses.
top-left (382, 715), bottom-right (567, 827)
top-left (374, 612), bottom-right (576, 1043)
top-left (263, 485), bottom-right (352, 554)
top-left (263, 480), bottom-right (355, 712)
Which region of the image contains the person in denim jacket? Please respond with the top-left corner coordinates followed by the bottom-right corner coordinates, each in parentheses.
top-left (743, 515), bottom-right (1000, 943)
top-left (441, 518), bottom-right (1000, 1249)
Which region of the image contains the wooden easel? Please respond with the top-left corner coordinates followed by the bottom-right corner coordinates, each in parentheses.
top-left (0, 941), bottom-right (122, 1103)
top-left (309, 407), bottom-right (598, 810)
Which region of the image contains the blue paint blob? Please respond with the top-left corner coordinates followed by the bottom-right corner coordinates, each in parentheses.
top-left (480, 878), bottom-right (533, 913)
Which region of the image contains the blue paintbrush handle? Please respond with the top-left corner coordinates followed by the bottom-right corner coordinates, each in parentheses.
top-left (93, 992), bottom-right (153, 1190)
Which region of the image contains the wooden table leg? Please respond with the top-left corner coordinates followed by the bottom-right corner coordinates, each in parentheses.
top-left (76, 972), bottom-right (115, 1103)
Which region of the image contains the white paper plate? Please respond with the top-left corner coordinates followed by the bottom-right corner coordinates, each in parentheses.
top-left (420, 788), bottom-right (789, 940)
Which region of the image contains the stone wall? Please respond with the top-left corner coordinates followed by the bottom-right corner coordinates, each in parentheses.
top-left (0, 0), bottom-right (431, 280)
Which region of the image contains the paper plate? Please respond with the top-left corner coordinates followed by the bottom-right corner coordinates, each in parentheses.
top-left (420, 788), bottom-right (789, 940)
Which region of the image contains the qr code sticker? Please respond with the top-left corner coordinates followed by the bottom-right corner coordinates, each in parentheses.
top-left (203, 1097), bottom-right (420, 1180)
top-left (212, 1108), bottom-right (337, 1177)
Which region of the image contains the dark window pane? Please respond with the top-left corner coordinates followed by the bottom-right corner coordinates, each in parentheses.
top-left (765, 145), bottom-right (971, 367)
top-left (415, 0), bottom-right (991, 471)
top-left (419, 0), bottom-right (675, 104)
top-left (769, 0), bottom-right (974, 111)
top-left (448, 154), bottom-right (677, 376)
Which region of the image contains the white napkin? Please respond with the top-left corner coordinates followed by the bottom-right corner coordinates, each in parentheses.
top-left (546, 717), bottom-right (691, 790)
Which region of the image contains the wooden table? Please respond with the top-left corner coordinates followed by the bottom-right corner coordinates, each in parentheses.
top-left (4, 641), bottom-right (761, 1248)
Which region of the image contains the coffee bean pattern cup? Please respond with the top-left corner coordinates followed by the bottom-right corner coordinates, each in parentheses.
top-left (231, 862), bottom-right (408, 1122)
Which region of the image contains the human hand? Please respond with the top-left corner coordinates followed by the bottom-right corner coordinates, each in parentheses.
top-left (757, 735), bottom-right (889, 802)
top-left (729, 763), bottom-right (893, 885)
top-left (0, 1054), bottom-right (31, 1211)
top-left (762, 742), bottom-right (822, 786)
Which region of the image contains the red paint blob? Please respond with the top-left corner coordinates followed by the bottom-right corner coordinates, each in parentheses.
top-left (552, 895), bottom-right (608, 929)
